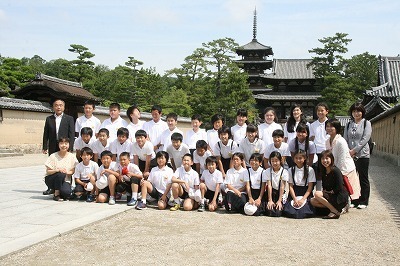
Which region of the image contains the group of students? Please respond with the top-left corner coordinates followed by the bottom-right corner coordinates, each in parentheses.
top-left (43, 99), bottom-right (372, 219)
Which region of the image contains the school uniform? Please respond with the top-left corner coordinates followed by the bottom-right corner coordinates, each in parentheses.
top-left (263, 167), bottom-right (289, 217)
top-left (73, 136), bottom-right (95, 151)
top-left (110, 139), bottom-right (132, 163)
top-left (92, 139), bottom-right (111, 157)
top-left (238, 138), bottom-right (266, 167)
top-left (213, 139), bottom-right (239, 173)
top-left (284, 122), bottom-right (311, 145)
top-left (225, 167), bottom-right (249, 213)
top-left (283, 166), bottom-right (316, 219)
top-left (96, 161), bottom-right (118, 194)
top-left (174, 166), bottom-right (200, 200)
top-left (184, 129), bottom-right (207, 150)
top-left (288, 139), bottom-right (318, 164)
top-left (166, 143), bottom-right (190, 169)
top-left (193, 150), bottom-right (212, 175)
top-left (142, 119), bottom-right (168, 152)
top-left (130, 141), bottom-right (156, 172)
top-left (310, 118), bottom-right (329, 183)
top-left (116, 162), bottom-right (142, 194)
top-left (231, 124), bottom-right (247, 144)
top-left (258, 122), bottom-right (283, 147)
top-left (147, 166), bottom-right (174, 199)
top-left (206, 129), bottom-right (220, 154)
top-left (264, 142), bottom-right (291, 168)
top-left (159, 127), bottom-right (183, 152)
top-left (100, 116), bottom-right (128, 142)
top-left (200, 169), bottom-right (223, 201)
top-left (126, 120), bottom-right (145, 143)
top-left (75, 115), bottom-right (101, 139)
top-left (73, 160), bottom-right (99, 193)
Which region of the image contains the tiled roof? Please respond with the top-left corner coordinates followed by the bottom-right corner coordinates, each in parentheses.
top-left (366, 56), bottom-right (400, 98)
top-left (335, 116), bottom-right (351, 127)
top-left (263, 59), bottom-right (315, 80)
top-left (0, 97), bottom-right (52, 112)
top-left (254, 92), bottom-right (321, 101)
top-left (237, 39), bottom-right (273, 52)
top-left (364, 96), bottom-right (392, 114)
top-left (371, 103), bottom-right (400, 123)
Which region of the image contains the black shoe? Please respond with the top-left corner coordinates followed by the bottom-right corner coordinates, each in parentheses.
top-left (43, 188), bottom-right (54, 195)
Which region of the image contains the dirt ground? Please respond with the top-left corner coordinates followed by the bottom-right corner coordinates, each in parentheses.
top-left (1, 156), bottom-right (399, 265)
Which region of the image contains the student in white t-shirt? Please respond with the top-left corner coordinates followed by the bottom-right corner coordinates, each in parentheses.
top-left (238, 124), bottom-right (266, 168)
top-left (206, 114), bottom-right (224, 154)
top-left (100, 103), bottom-right (128, 142)
top-left (258, 107), bottom-right (283, 147)
top-left (166, 132), bottom-right (190, 171)
top-left (231, 108), bottom-right (248, 144)
top-left (245, 153), bottom-right (266, 215)
top-left (264, 129), bottom-right (291, 169)
top-left (126, 104), bottom-right (145, 143)
top-left (283, 104), bottom-right (309, 144)
top-left (131, 129), bottom-right (156, 179)
top-left (96, 151), bottom-right (119, 204)
top-left (198, 156), bottom-right (223, 212)
top-left (159, 113), bottom-right (183, 152)
top-left (92, 128), bottom-right (110, 165)
top-left (110, 127), bottom-right (132, 163)
top-left (73, 147), bottom-right (99, 202)
top-left (213, 126), bottom-right (238, 177)
top-left (184, 114), bottom-right (207, 154)
top-left (75, 100), bottom-right (101, 139)
top-left (142, 105), bottom-right (168, 152)
top-left (193, 140), bottom-right (212, 176)
top-left (74, 127), bottom-right (95, 161)
top-left (288, 124), bottom-right (317, 167)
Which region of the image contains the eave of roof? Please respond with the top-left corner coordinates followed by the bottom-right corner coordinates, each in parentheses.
top-left (262, 59), bottom-right (315, 80)
top-left (254, 93), bottom-right (321, 101)
top-left (0, 97), bottom-right (52, 112)
top-left (236, 39), bottom-right (273, 52)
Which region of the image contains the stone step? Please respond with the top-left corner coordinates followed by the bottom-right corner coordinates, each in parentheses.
top-left (0, 152), bottom-right (24, 157)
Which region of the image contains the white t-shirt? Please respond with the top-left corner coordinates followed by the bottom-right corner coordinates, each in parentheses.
top-left (309, 119), bottom-right (329, 153)
top-left (148, 166), bottom-right (174, 194)
top-left (225, 167), bottom-right (248, 191)
top-left (263, 167), bottom-right (289, 190)
top-left (131, 141), bottom-right (156, 161)
top-left (73, 160), bottom-right (99, 181)
top-left (96, 161), bottom-right (118, 179)
top-left (264, 142), bottom-right (291, 159)
top-left (288, 139), bottom-right (318, 163)
top-left (200, 169), bottom-right (223, 192)
top-left (142, 119), bottom-right (168, 152)
top-left (184, 128), bottom-right (207, 149)
top-left (126, 120), bottom-right (145, 143)
top-left (117, 162), bottom-right (142, 181)
top-left (288, 166), bottom-right (316, 186)
top-left (206, 129), bottom-right (219, 154)
top-left (231, 124), bottom-right (247, 144)
top-left (284, 121), bottom-right (310, 145)
top-left (75, 115), bottom-right (101, 138)
top-left (213, 139), bottom-right (239, 159)
top-left (92, 139), bottom-right (111, 155)
top-left (110, 139), bottom-right (132, 163)
top-left (159, 127), bottom-right (183, 152)
top-left (173, 166), bottom-right (200, 190)
top-left (100, 117), bottom-right (128, 141)
top-left (73, 136), bottom-right (95, 151)
top-left (246, 167), bottom-right (266, 190)
top-left (166, 143), bottom-right (190, 169)
top-left (193, 150), bottom-right (212, 174)
top-left (238, 138), bottom-right (266, 167)
top-left (258, 122), bottom-right (283, 146)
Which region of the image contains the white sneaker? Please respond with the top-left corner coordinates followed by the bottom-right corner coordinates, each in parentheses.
top-left (357, 204), bottom-right (367, 209)
top-left (109, 197), bottom-right (116, 205)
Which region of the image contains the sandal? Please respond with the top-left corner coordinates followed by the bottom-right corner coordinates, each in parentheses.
top-left (323, 211), bottom-right (340, 219)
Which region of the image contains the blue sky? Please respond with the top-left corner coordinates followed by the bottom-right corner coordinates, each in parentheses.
top-left (1, 0), bottom-right (399, 74)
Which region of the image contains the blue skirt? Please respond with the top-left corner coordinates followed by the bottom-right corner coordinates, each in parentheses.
top-left (283, 185), bottom-right (315, 219)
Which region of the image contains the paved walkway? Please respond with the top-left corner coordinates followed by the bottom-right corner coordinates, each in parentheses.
top-left (0, 154), bottom-right (399, 262)
top-left (0, 154), bottom-right (130, 257)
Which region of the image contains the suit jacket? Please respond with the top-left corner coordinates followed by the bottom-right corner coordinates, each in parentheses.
top-left (43, 113), bottom-right (75, 154)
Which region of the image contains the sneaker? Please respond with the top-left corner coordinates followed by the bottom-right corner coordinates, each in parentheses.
top-left (109, 197), bottom-right (116, 205)
top-left (127, 198), bottom-right (138, 207)
top-left (349, 203), bottom-right (356, 208)
top-left (86, 194), bottom-right (95, 202)
top-left (170, 203), bottom-right (180, 211)
top-left (198, 203), bottom-right (205, 212)
top-left (357, 204), bottom-right (368, 209)
top-left (341, 203), bottom-right (349, 214)
top-left (136, 201), bottom-right (147, 210)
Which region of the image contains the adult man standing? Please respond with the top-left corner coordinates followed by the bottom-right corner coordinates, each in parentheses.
top-left (42, 99), bottom-right (75, 155)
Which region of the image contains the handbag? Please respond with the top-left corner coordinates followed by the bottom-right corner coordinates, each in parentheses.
top-left (342, 175), bottom-right (354, 195)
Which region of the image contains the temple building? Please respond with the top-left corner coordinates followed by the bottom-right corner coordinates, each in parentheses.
top-left (236, 10), bottom-right (320, 121)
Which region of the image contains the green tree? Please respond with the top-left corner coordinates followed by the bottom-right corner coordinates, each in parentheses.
top-left (45, 58), bottom-right (74, 81)
top-left (0, 57), bottom-right (34, 96)
top-left (68, 44), bottom-right (95, 83)
top-left (159, 87), bottom-right (192, 117)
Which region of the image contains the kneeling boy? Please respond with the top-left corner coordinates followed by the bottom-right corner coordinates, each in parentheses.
top-left (199, 156), bottom-right (223, 212)
top-left (73, 147), bottom-right (99, 202)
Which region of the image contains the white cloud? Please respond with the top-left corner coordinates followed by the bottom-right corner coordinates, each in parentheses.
top-left (0, 9), bottom-right (7, 22)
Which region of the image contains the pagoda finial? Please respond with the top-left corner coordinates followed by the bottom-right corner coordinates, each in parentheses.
top-left (253, 7), bottom-right (257, 40)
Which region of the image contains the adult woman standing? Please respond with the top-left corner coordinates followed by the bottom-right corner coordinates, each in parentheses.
top-left (325, 118), bottom-right (361, 206)
top-left (44, 137), bottom-right (78, 201)
top-left (343, 103), bottom-right (372, 209)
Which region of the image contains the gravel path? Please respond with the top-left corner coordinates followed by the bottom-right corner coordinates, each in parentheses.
top-left (1, 156), bottom-right (399, 265)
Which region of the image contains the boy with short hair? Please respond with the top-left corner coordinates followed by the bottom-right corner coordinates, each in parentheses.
top-left (92, 128), bottom-right (110, 165)
top-left (231, 108), bottom-right (248, 144)
top-left (136, 151), bottom-right (173, 210)
top-left (194, 140), bottom-right (212, 176)
top-left (115, 152), bottom-right (143, 207)
top-left (170, 153), bottom-right (201, 211)
top-left (184, 114), bottom-right (207, 155)
top-left (110, 127), bottom-right (131, 163)
top-left (126, 104), bottom-right (144, 143)
top-left (142, 105), bottom-right (168, 152)
top-left (74, 127), bottom-right (95, 161)
top-left (100, 102), bottom-right (128, 141)
top-left (159, 113), bottom-right (183, 152)
top-left (263, 129), bottom-right (291, 168)
top-left (198, 156), bottom-right (223, 212)
top-left (207, 114), bottom-right (224, 153)
top-left (131, 129), bottom-right (156, 179)
top-left (73, 147), bottom-right (99, 202)
top-left (166, 132), bottom-right (190, 171)
top-left (75, 100), bottom-right (101, 139)
top-left (214, 126), bottom-right (239, 177)
top-left (96, 150), bottom-right (119, 204)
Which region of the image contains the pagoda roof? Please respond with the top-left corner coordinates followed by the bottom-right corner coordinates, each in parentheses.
top-left (236, 39), bottom-right (273, 54)
top-left (12, 73), bottom-right (101, 103)
top-left (364, 95), bottom-right (392, 114)
top-left (254, 92), bottom-right (321, 101)
top-left (263, 59), bottom-right (315, 80)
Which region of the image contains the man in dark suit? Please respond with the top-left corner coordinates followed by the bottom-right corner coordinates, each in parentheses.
top-left (42, 99), bottom-right (75, 195)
